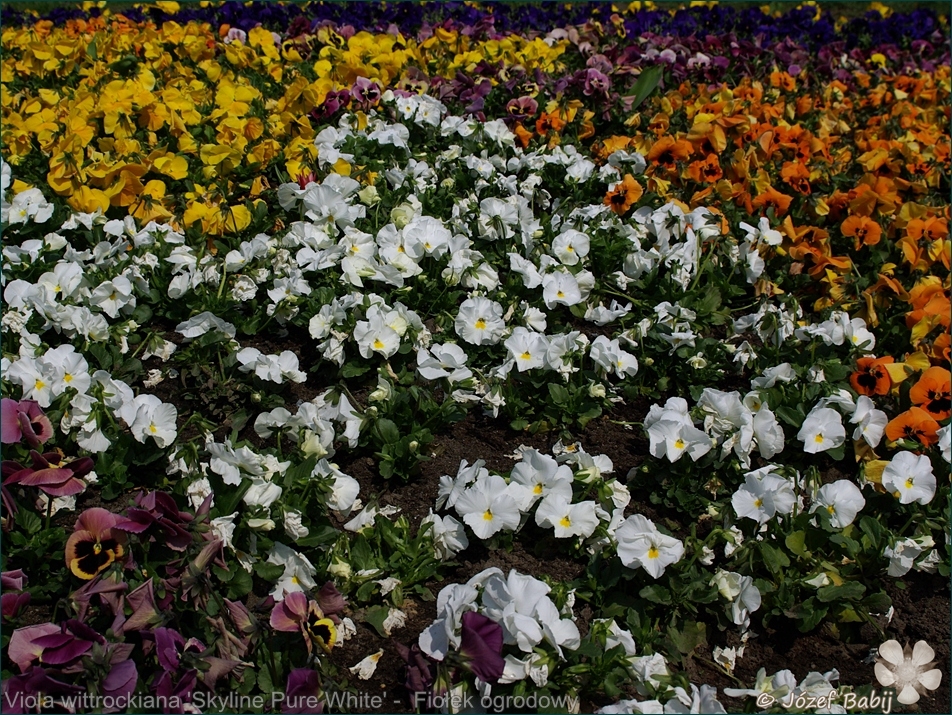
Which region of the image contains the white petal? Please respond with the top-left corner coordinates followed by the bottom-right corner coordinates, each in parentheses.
top-left (918, 668), bottom-right (943, 691)
top-left (874, 663), bottom-right (896, 686)
top-left (897, 684), bottom-right (920, 705)
top-left (878, 639), bottom-right (905, 666)
top-left (911, 640), bottom-right (936, 666)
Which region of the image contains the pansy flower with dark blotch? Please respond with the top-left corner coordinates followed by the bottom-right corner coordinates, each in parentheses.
top-left (1, 398), bottom-right (53, 449)
top-left (270, 591), bottom-right (337, 657)
top-left (910, 367), bottom-right (951, 421)
top-left (65, 508), bottom-right (126, 580)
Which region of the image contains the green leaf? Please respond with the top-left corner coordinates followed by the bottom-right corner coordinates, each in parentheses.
top-left (695, 285), bottom-right (722, 316)
top-left (861, 591), bottom-right (892, 613)
top-left (797, 598), bottom-right (828, 632)
top-left (785, 531), bottom-right (808, 557)
top-left (16, 509), bottom-right (42, 536)
top-left (825, 444), bottom-right (846, 461)
top-left (760, 543), bottom-right (790, 573)
top-left (226, 567), bottom-right (253, 599)
top-left (625, 65), bottom-right (664, 110)
top-left (363, 605), bottom-right (392, 637)
top-left (639, 585), bottom-right (672, 605)
top-left (293, 525), bottom-right (340, 549)
top-left (548, 383), bottom-right (570, 404)
top-left (88, 343), bottom-right (113, 371)
top-left (667, 621), bottom-right (707, 655)
top-left (776, 406), bottom-right (805, 428)
top-left (817, 581), bottom-right (866, 603)
top-left (283, 456), bottom-right (317, 489)
top-left (257, 663), bottom-right (273, 695)
top-left (213, 564), bottom-right (235, 583)
top-left (254, 561), bottom-right (285, 582)
top-left (341, 362), bottom-right (371, 378)
top-left (858, 516), bottom-right (883, 546)
top-left (374, 418), bottom-right (400, 445)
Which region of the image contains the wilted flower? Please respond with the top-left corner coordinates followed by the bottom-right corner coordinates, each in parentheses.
top-left (114, 491), bottom-right (193, 551)
top-left (4, 451), bottom-right (92, 498)
top-left (282, 668), bottom-right (324, 714)
top-left (459, 611), bottom-right (505, 684)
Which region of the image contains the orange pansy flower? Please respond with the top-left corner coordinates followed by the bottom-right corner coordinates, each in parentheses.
top-left (687, 154), bottom-right (722, 184)
top-left (780, 161), bottom-right (811, 195)
top-left (909, 367), bottom-right (951, 420)
top-left (884, 406), bottom-right (940, 447)
top-left (604, 174), bottom-right (644, 216)
top-left (930, 333), bottom-right (951, 364)
top-left (841, 215), bottom-right (883, 251)
top-left (751, 186), bottom-right (793, 217)
top-left (647, 136), bottom-right (693, 171)
top-left (907, 216), bottom-right (949, 243)
top-left (850, 356), bottom-right (894, 396)
top-left (535, 112), bottom-right (565, 136)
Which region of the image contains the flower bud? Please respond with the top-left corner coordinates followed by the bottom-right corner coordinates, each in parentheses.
top-left (328, 559), bottom-right (352, 581)
top-left (588, 382), bottom-right (606, 399)
top-left (357, 185), bottom-right (380, 206)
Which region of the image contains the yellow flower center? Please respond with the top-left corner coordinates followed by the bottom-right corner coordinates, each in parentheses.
top-left (674, 438), bottom-right (685, 450)
top-left (35, 379), bottom-right (45, 390)
top-left (559, 516), bottom-right (572, 528)
top-left (533, 484), bottom-right (543, 495)
top-left (814, 433), bottom-right (824, 444)
top-left (557, 290), bottom-right (565, 298)
top-left (64, 373), bottom-right (73, 383)
top-left (521, 351), bottom-right (531, 360)
top-left (475, 318), bottom-right (486, 330)
top-left (754, 498), bottom-right (763, 509)
top-left (373, 338), bottom-right (384, 350)
top-left (827, 505), bottom-right (836, 514)
top-left (482, 510), bottom-right (493, 521)
top-left (905, 477), bottom-right (915, 489)
top-left (647, 546), bottom-right (660, 559)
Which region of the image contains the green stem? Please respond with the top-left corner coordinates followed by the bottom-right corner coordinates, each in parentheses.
top-left (608, 419), bottom-right (644, 428)
top-left (696, 656), bottom-right (746, 687)
top-left (217, 266), bottom-right (228, 300)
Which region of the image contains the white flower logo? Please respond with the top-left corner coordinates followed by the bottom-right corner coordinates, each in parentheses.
top-left (874, 639), bottom-right (942, 704)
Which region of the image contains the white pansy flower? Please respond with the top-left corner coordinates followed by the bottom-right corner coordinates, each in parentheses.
top-left (615, 515), bottom-right (684, 578)
top-left (797, 406), bottom-right (846, 454)
top-left (881, 451), bottom-right (936, 505)
top-left (811, 481), bottom-right (865, 528)
top-left (455, 296), bottom-right (506, 346)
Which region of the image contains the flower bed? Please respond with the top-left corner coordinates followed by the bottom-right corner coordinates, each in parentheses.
top-left (1, 2), bottom-right (949, 713)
